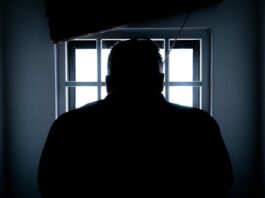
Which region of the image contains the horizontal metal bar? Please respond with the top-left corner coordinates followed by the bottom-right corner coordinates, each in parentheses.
top-left (65, 81), bottom-right (202, 87)
top-left (65, 81), bottom-right (106, 87)
top-left (168, 81), bottom-right (203, 86)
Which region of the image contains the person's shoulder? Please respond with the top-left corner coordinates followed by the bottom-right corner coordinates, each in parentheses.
top-left (164, 101), bottom-right (203, 114)
top-left (165, 102), bottom-right (221, 139)
top-left (54, 99), bottom-right (106, 125)
top-left (165, 101), bottom-right (217, 124)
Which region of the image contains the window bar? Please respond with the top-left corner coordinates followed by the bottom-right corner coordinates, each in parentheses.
top-left (68, 42), bottom-right (76, 110)
top-left (97, 39), bottom-right (102, 100)
top-left (164, 38), bottom-right (170, 100)
top-left (65, 81), bottom-right (99, 86)
top-left (54, 44), bottom-right (59, 118)
top-left (169, 81), bottom-right (202, 86)
top-left (65, 42), bottom-right (69, 113)
top-left (193, 41), bottom-right (200, 108)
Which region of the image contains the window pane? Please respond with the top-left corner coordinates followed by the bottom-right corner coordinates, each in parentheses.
top-left (101, 86), bottom-right (108, 99)
top-left (75, 49), bottom-right (97, 81)
top-left (101, 48), bottom-right (111, 82)
top-left (162, 86), bottom-right (166, 97)
top-left (169, 49), bottom-right (193, 81)
top-left (75, 86), bottom-right (97, 108)
top-left (169, 86), bottom-right (193, 107)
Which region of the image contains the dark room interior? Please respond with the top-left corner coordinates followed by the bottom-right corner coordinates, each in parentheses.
top-left (0, 0), bottom-right (265, 197)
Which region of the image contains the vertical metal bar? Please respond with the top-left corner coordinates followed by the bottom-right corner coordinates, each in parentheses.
top-left (165, 39), bottom-right (170, 100)
top-left (68, 42), bottom-right (76, 110)
top-left (97, 39), bottom-right (102, 100)
top-left (64, 43), bottom-right (69, 113)
top-left (209, 34), bottom-right (213, 116)
top-left (54, 44), bottom-right (58, 119)
top-left (193, 40), bottom-right (200, 108)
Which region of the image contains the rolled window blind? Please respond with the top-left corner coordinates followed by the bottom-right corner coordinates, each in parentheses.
top-left (44, 0), bottom-right (224, 43)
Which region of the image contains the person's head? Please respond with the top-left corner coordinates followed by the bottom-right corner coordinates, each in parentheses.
top-left (106, 38), bottom-right (164, 93)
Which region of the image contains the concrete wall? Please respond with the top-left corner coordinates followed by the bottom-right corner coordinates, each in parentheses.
top-left (258, 0), bottom-right (265, 197)
top-left (0, 0), bottom-right (4, 196)
top-left (4, 0), bottom-right (54, 197)
top-left (2, 0), bottom-right (262, 197)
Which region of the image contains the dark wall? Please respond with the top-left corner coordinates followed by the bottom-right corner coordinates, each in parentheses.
top-left (0, 0), bottom-right (4, 196)
top-left (258, 0), bottom-right (265, 196)
top-left (3, 0), bottom-right (54, 197)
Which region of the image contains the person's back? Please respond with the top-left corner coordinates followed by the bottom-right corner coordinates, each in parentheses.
top-left (38, 39), bottom-right (233, 197)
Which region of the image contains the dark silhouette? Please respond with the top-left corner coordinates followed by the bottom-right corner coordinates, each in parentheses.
top-left (38, 39), bottom-right (233, 197)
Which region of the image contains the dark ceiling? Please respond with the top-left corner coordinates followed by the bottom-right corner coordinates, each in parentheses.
top-left (44, 0), bottom-right (224, 42)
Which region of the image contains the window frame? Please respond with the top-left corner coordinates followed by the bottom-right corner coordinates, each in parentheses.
top-left (54, 28), bottom-right (212, 118)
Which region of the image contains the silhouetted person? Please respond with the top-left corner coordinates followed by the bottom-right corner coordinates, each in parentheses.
top-left (38, 38), bottom-right (233, 197)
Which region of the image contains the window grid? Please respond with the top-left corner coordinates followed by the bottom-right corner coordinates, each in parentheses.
top-left (67, 39), bottom-right (201, 110)
top-left (56, 28), bottom-right (211, 117)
